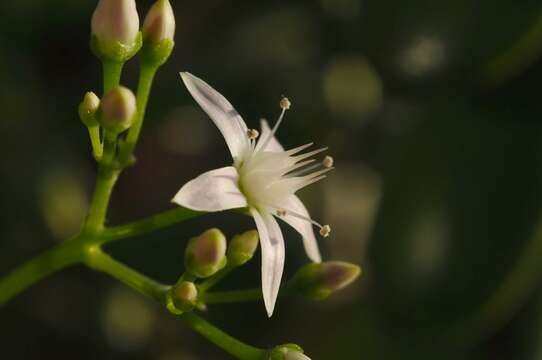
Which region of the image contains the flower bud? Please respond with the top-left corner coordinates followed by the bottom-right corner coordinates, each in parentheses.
top-left (227, 230), bottom-right (259, 266)
top-left (143, 0), bottom-right (175, 44)
top-left (172, 281), bottom-right (198, 312)
top-left (291, 261), bottom-right (361, 301)
top-left (268, 345), bottom-right (309, 360)
top-left (91, 0), bottom-right (142, 62)
top-left (140, 0), bottom-right (175, 66)
top-left (78, 91), bottom-right (100, 126)
top-left (96, 86), bottom-right (136, 134)
top-left (185, 228), bottom-right (227, 278)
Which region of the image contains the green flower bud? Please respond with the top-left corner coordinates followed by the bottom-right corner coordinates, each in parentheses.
top-left (140, 0), bottom-right (175, 66)
top-left (291, 261), bottom-right (361, 301)
top-left (78, 91), bottom-right (100, 126)
top-left (268, 345), bottom-right (309, 360)
top-left (172, 281), bottom-right (198, 312)
top-left (96, 86), bottom-right (136, 134)
top-left (185, 228), bottom-right (227, 278)
top-left (227, 230), bottom-right (259, 266)
top-left (91, 0), bottom-right (142, 62)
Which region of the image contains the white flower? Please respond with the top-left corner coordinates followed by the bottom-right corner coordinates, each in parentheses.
top-left (173, 72), bottom-right (333, 316)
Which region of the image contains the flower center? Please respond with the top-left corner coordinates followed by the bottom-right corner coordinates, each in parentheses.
top-left (236, 97), bottom-right (333, 236)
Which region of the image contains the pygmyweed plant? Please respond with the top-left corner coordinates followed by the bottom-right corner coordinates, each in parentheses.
top-left (0, 1), bottom-right (362, 359)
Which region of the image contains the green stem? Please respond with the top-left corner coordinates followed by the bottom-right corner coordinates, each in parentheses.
top-left (102, 60), bottom-right (123, 93)
top-left (84, 167), bottom-right (120, 233)
top-left (0, 238), bottom-right (86, 305)
top-left (86, 247), bottom-right (169, 304)
top-left (119, 63), bottom-right (158, 165)
top-left (180, 312), bottom-right (266, 360)
top-left (99, 207), bottom-right (202, 244)
top-left (199, 264), bottom-right (236, 293)
top-left (88, 125), bottom-right (103, 160)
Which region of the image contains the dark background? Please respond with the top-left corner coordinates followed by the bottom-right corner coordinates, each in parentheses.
top-left (2, 0), bottom-right (542, 359)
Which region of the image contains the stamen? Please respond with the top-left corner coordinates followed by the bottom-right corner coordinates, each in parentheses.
top-left (285, 143), bottom-right (313, 156)
top-left (293, 147), bottom-right (328, 163)
top-left (280, 97), bottom-right (291, 110)
top-left (272, 207), bottom-right (331, 237)
top-left (319, 225), bottom-right (331, 237)
top-left (247, 128), bottom-right (259, 140)
top-left (257, 97), bottom-right (292, 152)
top-left (276, 209), bottom-right (287, 217)
top-left (322, 156), bottom-right (334, 168)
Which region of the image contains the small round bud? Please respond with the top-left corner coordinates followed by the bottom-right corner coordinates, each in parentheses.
top-left (143, 0), bottom-right (175, 44)
top-left (97, 86), bottom-right (136, 134)
top-left (268, 345), bottom-right (308, 360)
top-left (279, 97), bottom-right (291, 110)
top-left (322, 155), bottom-right (334, 168)
top-left (185, 228), bottom-right (227, 278)
top-left (291, 261), bottom-right (361, 301)
top-left (172, 281), bottom-right (198, 312)
top-left (78, 91), bottom-right (100, 126)
top-left (246, 129), bottom-right (259, 140)
top-left (91, 0), bottom-right (142, 62)
top-left (227, 230), bottom-right (259, 266)
top-left (319, 224), bottom-right (331, 237)
top-left (285, 350), bottom-right (311, 360)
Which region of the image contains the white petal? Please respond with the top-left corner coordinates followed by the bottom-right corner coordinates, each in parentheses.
top-left (250, 208), bottom-right (285, 317)
top-left (257, 118), bottom-right (284, 152)
top-left (275, 195), bottom-right (321, 263)
top-left (172, 166), bottom-right (247, 211)
top-left (180, 72), bottom-right (249, 161)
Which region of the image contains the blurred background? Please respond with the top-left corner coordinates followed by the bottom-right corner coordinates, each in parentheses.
top-left (2, 0), bottom-right (542, 359)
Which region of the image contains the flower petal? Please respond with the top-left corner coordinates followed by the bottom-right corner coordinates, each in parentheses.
top-left (250, 208), bottom-right (285, 317)
top-left (257, 118), bottom-right (284, 152)
top-left (172, 166), bottom-right (247, 211)
top-left (275, 195), bottom-right (322, 263)
top-left (180, 72), bottom-right (249, 160)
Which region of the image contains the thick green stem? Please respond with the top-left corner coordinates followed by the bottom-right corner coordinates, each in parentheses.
top-left (119, 63), bottom-right (158, 164)
top-left (102, 60), bottom-right (123, 94)
top-left (99, 207), bottom-right (202, 244)
top-left (0, 238), bottom-right (86, 305)
top-left (180, 312), bottom-right (266, 360)
top-left (85, 167), bottom-right (120, 233)
top-left (86, 247), bottom-right (169, 304)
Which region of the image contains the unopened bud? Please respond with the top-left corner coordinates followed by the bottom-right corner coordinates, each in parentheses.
top-left (227, 230), bottom-right (259, 266)
top-left (143, 0), bottom-right (175, 44)
top-left (91, 0), bottom-right (142, 62)
top-left (291, 261), bottom-right (361, 301)
top-left (97, 86), bottom-right (136, 133)
top-left (268, 345), bottom-right (309, 360)
top-left (172, 281), bottom-right (198, 312)
top-left (285, 350), bottom-right (311, 360)
top-left (78, 91), bottom-right (100, 126)
top-left (141, 0), bottom-right (175, 66)
top-left (185, 228), bottom-right (227, 278)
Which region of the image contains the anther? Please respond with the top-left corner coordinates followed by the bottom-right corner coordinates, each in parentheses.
top-left (247, 128), bottom-right (259, 140)
top-left (319, 225), bottom-right (331, 237)
top-left (322, 155), bottom-right (334, 168)
top-left (276, 209), bottom-right (287, 217)
top-left (280, 97), bottom-right (291, 110)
